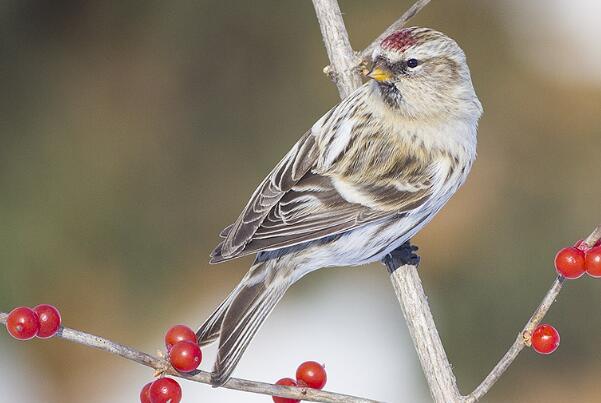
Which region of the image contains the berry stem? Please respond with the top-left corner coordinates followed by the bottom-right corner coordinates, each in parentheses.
top-left (583, 225), bottom-right (601, 248)
top-left (0, 313), bottom-right (379, 403)
top-left (465, 223), bottom-right (601, 403)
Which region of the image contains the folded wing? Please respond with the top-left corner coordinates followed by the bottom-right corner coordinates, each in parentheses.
top-left (212, 168), bottom-right (432, 263)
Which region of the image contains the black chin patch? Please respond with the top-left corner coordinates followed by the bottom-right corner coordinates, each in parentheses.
top-left (377, 81), bottom-right (402, 108)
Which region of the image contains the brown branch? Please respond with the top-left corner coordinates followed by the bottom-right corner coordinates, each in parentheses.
top-left (465, 223), bottom-right (601, 402)
top-left (0, 314), bottom-right (380, 403)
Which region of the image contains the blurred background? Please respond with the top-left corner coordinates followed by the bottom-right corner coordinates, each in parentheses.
top-left (0, 1), bottom-right (600, 402)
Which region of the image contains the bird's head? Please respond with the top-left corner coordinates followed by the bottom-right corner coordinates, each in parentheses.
top-left (367, 27), bottom-right (482, 121)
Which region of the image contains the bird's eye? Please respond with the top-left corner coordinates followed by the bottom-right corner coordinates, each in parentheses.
top-left (406, 59), bottom-right (419, 68)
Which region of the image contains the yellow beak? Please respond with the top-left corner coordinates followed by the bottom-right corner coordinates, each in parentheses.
top-left (367, 66), bottom-right (392, 82)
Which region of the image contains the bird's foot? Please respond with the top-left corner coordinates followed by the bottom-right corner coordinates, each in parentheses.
top-left (382, 241), bottom-right (420, 274)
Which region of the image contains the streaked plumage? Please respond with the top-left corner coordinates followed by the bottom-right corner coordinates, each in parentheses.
top-left (198, 27), bottom-right (483, 386)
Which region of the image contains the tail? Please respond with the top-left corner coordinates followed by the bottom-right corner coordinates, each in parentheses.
top-left (196, 258), bottom-right (293, 386)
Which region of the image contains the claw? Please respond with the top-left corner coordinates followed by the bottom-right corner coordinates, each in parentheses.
top-left (382, 240), bottom-right (421, 273)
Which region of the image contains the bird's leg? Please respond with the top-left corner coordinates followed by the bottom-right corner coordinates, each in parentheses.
top-left (382, 240), bottom-right (420, 274)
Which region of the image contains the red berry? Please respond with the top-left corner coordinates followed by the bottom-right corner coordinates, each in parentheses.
top-left (273, 378), bottom-right (300, 403)
top-left (165, 325), bottom-right (197, 351)
top-left (169, 340), bottom-right (202, 372)
top-left (33, 304), bottom-right (61, 338)
top-left (585, 246), bottom-right (601, 278)
top-left (554, 246), bottom-right (585, 279)
top-left (140, 382), bottom-right (152, 403)
top-left (531, 324), bottom-right (560, 354)
top-left (296, 361), bottom-right (327, 390)
top-left (148, 378), bottom-right (182, 403)
top-left (6, 307), bottom-right (40, 340)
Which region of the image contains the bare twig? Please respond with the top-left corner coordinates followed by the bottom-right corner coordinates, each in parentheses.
top-left (359, 0), bottom-right (432, 61)
top-left (389, 266), bottom-right (463, 402)
top-left (465, 223), bottom-right (601, 402)
top-left (464, 278), bottom-right (563, 402)
top-left (583, 225), bottom-right (601, 247)
top-left (0, 314), bottom-right (380, 403)
top-left (311, 0), bottom-right (363, 98)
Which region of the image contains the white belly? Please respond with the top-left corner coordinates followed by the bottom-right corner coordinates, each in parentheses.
top-left (289, 211), bottom-right (430, 278)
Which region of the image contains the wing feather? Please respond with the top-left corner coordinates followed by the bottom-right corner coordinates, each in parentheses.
top-left (218, 131), bottom-right (319, 259)
top-left (211, 171), bottom-right (431, 263)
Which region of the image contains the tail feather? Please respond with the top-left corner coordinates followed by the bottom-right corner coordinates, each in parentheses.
top-left (196, 290), bottom-right (237, 347)
top-left (208, 259), bottom-right (292, 387)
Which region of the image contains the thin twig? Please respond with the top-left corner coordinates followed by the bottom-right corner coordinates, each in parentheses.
top-left (583, 225), bottom-right (601, 247)
top-left (359, 0), bottom-right (432, 61)
top-left (465, 223), bottom-right (601, 402)
top-left (0, 315), bottom-right (380, 403)
top-left (464, 278), bottom-right (563, 402)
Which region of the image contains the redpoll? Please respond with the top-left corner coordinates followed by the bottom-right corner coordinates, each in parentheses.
top-left (199, 27), bottom-right (482, 386)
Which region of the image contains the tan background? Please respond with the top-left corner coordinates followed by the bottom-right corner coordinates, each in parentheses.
top-left (0, 1), bottom-right (600, 402)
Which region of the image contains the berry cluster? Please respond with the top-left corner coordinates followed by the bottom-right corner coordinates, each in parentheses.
top-left (165, 325), bottom-right (202, 373)
top-left (527, 239), bottom-right (601, 356)
top-left (139, 324), bottom-right (202, 403)
top-left (273, 361), bottom-right (327, 403)
top-left (5, 304), bottom-right (61, 340)
top-left (555, 239), bottom-right (601, 279)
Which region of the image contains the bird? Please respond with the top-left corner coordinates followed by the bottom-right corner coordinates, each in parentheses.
top-left (197, 26), bottom-right (483, 386)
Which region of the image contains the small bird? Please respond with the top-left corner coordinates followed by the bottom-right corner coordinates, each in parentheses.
top-left (198, 27), bottom-right (483, 386)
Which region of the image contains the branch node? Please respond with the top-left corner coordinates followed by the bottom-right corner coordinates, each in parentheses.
top-left (522, 330), bottom-right (532, 347)
top-left (322, 65), bottom-right (336, 81)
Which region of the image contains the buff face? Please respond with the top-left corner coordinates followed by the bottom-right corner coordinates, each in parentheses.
top-left (369, 27), bottom-right (481, 121)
